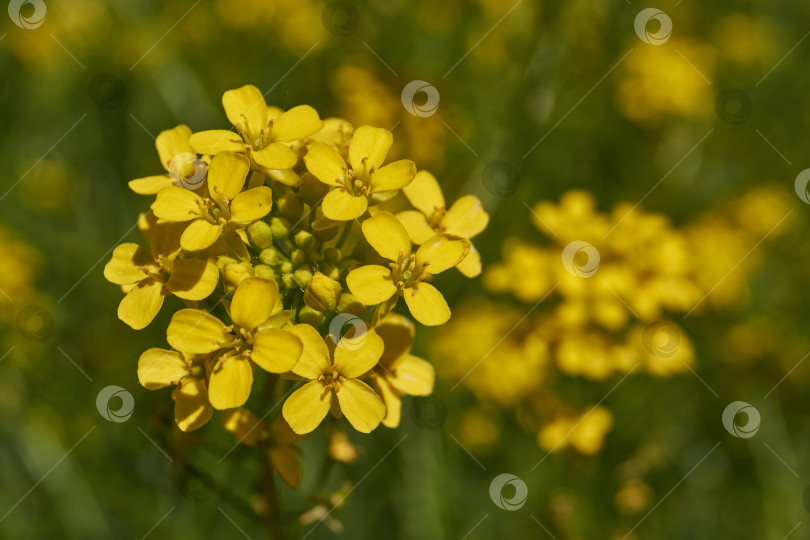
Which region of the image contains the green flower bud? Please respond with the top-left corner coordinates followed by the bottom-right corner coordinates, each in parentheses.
top-left (311, 226), bottom-right (338, 242)
top-left (294, 230), bottom-right (316, 250)
top-left (298, 305), bottom-right (326, 327)
top-left (254, 264), bottom-right (276, 280)
top-left (325, 248), bottom-right (341, 263)
top-left (259, 247), bottom-right (282, 266)
top-left (293, 268), bottom-right (313, 287)
top-left (277, 191), bottom-right (304, 222)
top-left (337, 292), bottom-right (366, 317)
top-left (290, 249), bottom-right (306, 266)
top-left (223, 262), bottom-right (254, 293)
top-left (282, 273), bottom-right (295, 289)
top-left (216, 255), bottom-right (239, 271)
top-left (281, 260), bottom-right (294, 273)
top-left (304, 272), bottom-right (343, 311)
top-left (246, 220), bottom-right (274, 249)
top-left (270, 217), bottom-right (291, 239)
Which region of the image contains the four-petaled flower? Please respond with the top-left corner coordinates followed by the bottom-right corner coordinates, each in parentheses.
top-left (304, 126), bottom-right (416, 220)
top-left (347, 212), bottom-right (469, 326)
top-left (166, 278), bottom-right (303, 409)
top-left (282, 324), bottom-right (386, 434)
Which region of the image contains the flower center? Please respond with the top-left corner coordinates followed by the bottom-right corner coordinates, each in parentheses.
top-left (390, 252), bottom-right (429, 291)
top-left (318, 363), bottom-right (346, 392)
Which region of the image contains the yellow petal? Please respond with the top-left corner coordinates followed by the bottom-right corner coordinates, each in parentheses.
top-left (167, 309), bottom-right (229, 354)
top-left (403, 282), bottom-right (450, 326)
top-left (370, 160), bottom-right (416, 193)
top-left (165, 259), bottom-right (218, 301)
top-left (334, 329), bottom-right (384, 378)
top-left (222, 407), bottom-right (265, 445)
top-left (322, 188), bottom-right (368, 221)
top-left (346, 265), bottom-right (397, 305)
top-left (361, 211), bottom-right (411, 261)
top-left (336, 379), bottom-right (385, 433)
top-left (222, 85), bottom-right (268, 140)
top-left (402, 170), bottom-right (445, 216)
top-left (118, 278), bottom-right (165, 330)
top-left (442, 195), bottom-right (489, 238)
top-left (271, 105), bottom-right (324, 142)
top-left (251, 328), bottom-right (303, 373)
top-left (288, 324), bottom-right (331, 378)
top-left (375, 313), bottom-right (414, 365)
top-left (349, 126), bottom-right (392, 171)
top-left (173, 378), bottom-right (213, 432)
top-left (389, 354), bottom-right (434, 395)
top-left (303, 142), bottom-right (346, 187)
top-left (456, 245), bottom-right (482, 278)
top-left (137, 348), bottom-right (188, 390)
top-left (207, 151), bottom-right (249, 202)
top-left (282, 381), bottom-right (332, 434)
top-left (104, 243), bottom-right (155, 285)
top-left (229, 187), bottom-right (273, 224)
top-left (415, 234), bottom-right (470, 274)
top-left (129, 175), bottom-right (174, 195)
top-left (266, 168), bottom-right (301, 187)
top-left (230, 277), bottom-right (278, 331)
top-left (139, 212), bottom-right (184, 261)
top-left (151, 186), bottom-right (203, 222)
top-left (374, 376), bottom-right (402, 428)
top-left (251, 143), bottom-right (297, 170)
top-left (188, 130), bottom-right (244, 155)
top-left (397, 212), bottom-right (435, 248)
top-left (208, 355), bottom-right (254, 410)
top-left (180, 219), bottom-right (222, 251)
top-left (269, 446), bottom-right (302, 489)
top-left (156, 125), bottom-right (193, 170)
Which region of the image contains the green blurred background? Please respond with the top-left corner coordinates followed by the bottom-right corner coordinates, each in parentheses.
top-left (2, 0), bottom-right (810, 538)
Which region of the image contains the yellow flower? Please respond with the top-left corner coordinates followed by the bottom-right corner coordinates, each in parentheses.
top-left (304, 271), bottom-right (342, 311)
top-left (282, 323), bottom-right (386, 434)
top-left (166, 278), bottom-right (303, 409)
top-left (103, 215), bottom-right (219, 330)
top-left (189, 84), bottom-right (323, 172)
top-left (371, 313), bottom-right (434, 428)
top-left (346, 212), bottom-right (469, 326)
top-left (128, 124), bottom-right (204, 195)
top-left (303, 126), bottom-right (416, 220)
top-left (151, 151), bottom-right (273, 251)
top-left (397, 170), bottom-right (489, 277)
top-left (137, 348), bottom-right (213, 432)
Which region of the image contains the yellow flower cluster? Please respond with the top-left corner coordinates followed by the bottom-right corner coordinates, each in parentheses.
top-left (435, 188), bottom-right (791, 455)
top-left (105, 85), bottom-right (487, 485)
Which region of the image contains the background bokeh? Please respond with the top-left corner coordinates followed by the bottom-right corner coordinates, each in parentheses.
top-left (2, 0), bottom-right (810, 538)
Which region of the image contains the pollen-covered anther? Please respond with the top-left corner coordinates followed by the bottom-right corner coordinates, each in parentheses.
top-left (235, 122), bottom-right (245, 135)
